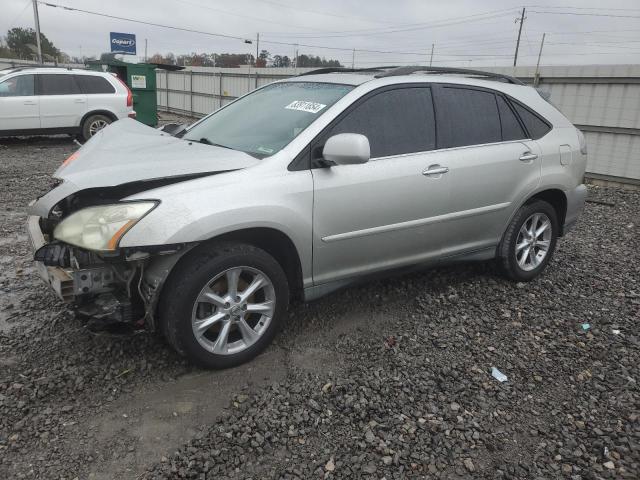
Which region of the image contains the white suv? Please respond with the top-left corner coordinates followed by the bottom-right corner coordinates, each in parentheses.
top-left (0, 66), bottom-right (135, 140)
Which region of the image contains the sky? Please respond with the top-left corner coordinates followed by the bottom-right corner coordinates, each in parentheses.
top-left (2, 0), bottom-right (640, 67)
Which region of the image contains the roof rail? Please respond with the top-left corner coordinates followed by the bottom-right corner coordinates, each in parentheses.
top-left (374, 66), bottom-right (525, 85)
top-left (1, 65), bottom-right (77, 72)
top-left (298, 66), bottom-right (400, 77)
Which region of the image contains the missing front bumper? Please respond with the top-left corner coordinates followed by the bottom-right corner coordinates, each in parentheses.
top-left (28, 215), bottom-right (75, 302)
top-left (27, 216), bottom-right (120, 303)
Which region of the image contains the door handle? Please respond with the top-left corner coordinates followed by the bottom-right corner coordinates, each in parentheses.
top-left (23, 101), bottom-right (36, 105)
top-left (519, 152), bottom-right (538, 162)
top-left (422, 165), bottom-right (449, 176)
top-left (74, 99), bottom-right (85, 103)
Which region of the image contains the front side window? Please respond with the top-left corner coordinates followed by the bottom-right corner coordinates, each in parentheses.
top-left (183, 82), bottom-right (354, 158)
top-left (0, 74), bottom-right (35, 97)
top-left (38, 74), bottom-right (81, 95)
top-left (327, 87), bottom-right (436, 158)
top-left (435, 87), bottom-right (502, 148)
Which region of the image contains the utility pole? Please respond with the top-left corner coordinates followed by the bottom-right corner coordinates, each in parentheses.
top-left (255, 33), bottom-right (260, 66)
top-left (32, 0), bottom-right (43, 63)
top-left (294, 45), bottom-right (298, 72)
top-left (513, 7), bottom-right (526, 68)
top-left (351, 49), bottom-right (355, 69)
top-left (534, 33), bottom-right (546, 87)
top-left (429, 43), bottom-right (434, 66)
top-left (144, 38), bottom-right (148, 62)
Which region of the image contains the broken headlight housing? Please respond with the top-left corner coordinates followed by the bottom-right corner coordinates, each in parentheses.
top-left (53, 201), bottom-right (158, 252)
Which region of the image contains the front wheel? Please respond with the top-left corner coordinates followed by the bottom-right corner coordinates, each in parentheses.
top-left (159, 243), bottom-right (289, 369)
top-left (498, 200), bottom-right (559, 282)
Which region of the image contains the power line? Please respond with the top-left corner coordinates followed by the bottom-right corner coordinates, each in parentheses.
top-left (528, 10), bottom-right (640, 19)
top-left (525, 5), bottom-right (640, 12)
top-left (252, 0), bottom-right (398, 25)
top-left (8, 0), bottom-right (32, 29)
top-left (261, 8), bottom-right (519, 38)
top-left (169, 0), bottom-right (331, 33)
top-left (38, 1), bottom-right (253, 42)
top-left (35, 1), bottom-right (640, 63)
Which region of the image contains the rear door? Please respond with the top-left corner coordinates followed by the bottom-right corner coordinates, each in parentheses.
top-left (432, 85), bottom-right (541, 256)
top-left (0, 74), bottom-right (39, 131)
top-left (312, 86), bottom-right (450, 284)
top-left (75, 74), bottom-right (118, 116)
top-left (37, 74), bottom-right (87, 129)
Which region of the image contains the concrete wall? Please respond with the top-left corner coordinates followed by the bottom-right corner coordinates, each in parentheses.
top-left (156, 65), bottom-right (640, 183)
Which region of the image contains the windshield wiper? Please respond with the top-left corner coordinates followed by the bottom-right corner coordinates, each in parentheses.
top-left (193, 137), bottom-right (233, 150)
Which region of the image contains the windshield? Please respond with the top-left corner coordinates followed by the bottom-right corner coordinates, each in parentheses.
top-left (183, 81), bottom-right (354, 157)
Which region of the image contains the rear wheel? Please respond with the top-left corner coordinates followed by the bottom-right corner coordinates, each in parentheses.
top-left (159, 243), bottom-right (289, 369)
top-left (498, 200), bottom-right (559, 282)
top-left (81, 114), bottom-right (112, 140)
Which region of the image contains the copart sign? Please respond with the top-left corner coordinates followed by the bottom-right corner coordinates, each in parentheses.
top-left (110, 32), bottom-right (136, 55)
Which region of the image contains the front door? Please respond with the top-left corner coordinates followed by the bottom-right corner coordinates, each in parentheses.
top-left (37, 74), bottom-right (87, 129)
top-left (312, 86), bottom-right (449, 285)
top-left (0, 74), bottom-right (39, 131)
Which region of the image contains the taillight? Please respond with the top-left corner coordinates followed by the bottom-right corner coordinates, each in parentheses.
top-left (115, 76), bottom-right (133, 107)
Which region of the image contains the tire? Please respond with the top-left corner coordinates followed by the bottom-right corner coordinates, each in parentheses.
top-left (81, 114), bottom-right (112, 141)
top-left (158, 242), bottom-right (289, 369)
top-left (498, 199), bottom-right (559, 282)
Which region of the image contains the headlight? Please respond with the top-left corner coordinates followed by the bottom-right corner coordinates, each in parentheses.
top-left (53, 201), bottom-right (157, 251)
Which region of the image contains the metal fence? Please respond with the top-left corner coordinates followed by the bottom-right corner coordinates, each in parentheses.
top-left (157, 65), bottom-right (640, 184)
top-left (155, 67), bottom-right (312, 117)
top-left (2, 59), bottom-right (637, 183)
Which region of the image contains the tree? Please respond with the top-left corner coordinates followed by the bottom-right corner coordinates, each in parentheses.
top-left (256, 49), bottom-right (270, 67)
top-left (294, 54), bottom-right (341, 68)
top-left (6, 27), bottom-right (61, 60)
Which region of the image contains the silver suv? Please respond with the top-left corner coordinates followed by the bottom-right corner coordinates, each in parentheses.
top-left (28, 66), bottom-right (587, 368)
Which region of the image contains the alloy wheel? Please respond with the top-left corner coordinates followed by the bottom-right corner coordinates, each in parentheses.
top-left (191, 266), bottom-right (276, 355)
top-left (515, 213), bottom-right (552, 271)
top-left (89, 119), bottom-right (108, 136)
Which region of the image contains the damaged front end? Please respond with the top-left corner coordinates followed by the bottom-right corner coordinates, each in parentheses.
top-left (27, 185), bottom-right (194, 332)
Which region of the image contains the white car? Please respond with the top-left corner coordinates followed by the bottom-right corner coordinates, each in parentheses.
top-left (0, 66), bottom-right (135, 140)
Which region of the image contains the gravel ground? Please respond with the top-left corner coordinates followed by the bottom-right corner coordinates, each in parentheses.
top-left (1, 122), bottom-right (638, 479)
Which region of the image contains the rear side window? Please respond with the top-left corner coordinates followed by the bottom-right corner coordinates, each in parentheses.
top-left (512, 102), bottom-right (552, 139)
top-left (496, 95), bottom-right (527, 141)
top-left (0, 74), bottom-right (34, 97)
top-left (328, 87), bottom-right (436, 158)
top-left (75, 75), bottom-right (115, 94)
top-left (38, 74), bottom-right (81, 95)
top-left (435, 87), bottom-right (501, 148)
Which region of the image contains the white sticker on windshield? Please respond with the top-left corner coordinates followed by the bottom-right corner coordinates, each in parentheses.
top-left (285, 100), bottom-right (327, 114)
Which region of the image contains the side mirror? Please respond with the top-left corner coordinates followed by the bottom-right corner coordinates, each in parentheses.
top-left (158, 123), bottom-right (188, 138)
top-left (322, 133), bottom-right (370, 165)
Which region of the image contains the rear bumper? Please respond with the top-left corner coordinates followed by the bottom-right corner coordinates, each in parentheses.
top-left (562, 183), bottom-right (587, 235)
top-left (27, 216), bottom-right (74, 302)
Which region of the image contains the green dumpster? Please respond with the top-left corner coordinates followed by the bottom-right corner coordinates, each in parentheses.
top-left (87, 60), bottom-right (182, 127)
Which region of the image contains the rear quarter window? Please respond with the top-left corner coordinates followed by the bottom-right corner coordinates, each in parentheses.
top-left (75, 75), bottom-right (115, 94)
top-left (511, 102), bottom-right (552, 139)
top-left (496, 95), bottom-right (527, 141)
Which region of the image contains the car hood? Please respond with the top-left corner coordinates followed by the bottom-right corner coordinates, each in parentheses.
top-left (29, 119), bottom-right (260, 217)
